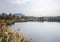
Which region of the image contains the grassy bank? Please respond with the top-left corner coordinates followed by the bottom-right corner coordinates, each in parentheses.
top-left (0, 23), bottom-right (29, 42)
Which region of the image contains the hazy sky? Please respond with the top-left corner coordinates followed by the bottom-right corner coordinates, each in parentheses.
top-left (0, 0), bottom-right (60, 16)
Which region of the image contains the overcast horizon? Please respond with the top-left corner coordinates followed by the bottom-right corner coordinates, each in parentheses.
top-left (0, 0), bottom-right (60, 16)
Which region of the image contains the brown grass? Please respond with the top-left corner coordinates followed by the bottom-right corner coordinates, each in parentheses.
top-left (0, 24), bottom-right (29, 42)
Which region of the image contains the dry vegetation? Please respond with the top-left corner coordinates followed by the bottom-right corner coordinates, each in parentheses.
top-left (0, 23), bottom-right (29, 42)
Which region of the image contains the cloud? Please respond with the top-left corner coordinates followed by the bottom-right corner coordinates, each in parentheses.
top-left (21, 0), bottom-right (60, 16)
top-left (0, 0), bottom-right (60, 16)
top-left (9, 0), bottom-right (33, 5)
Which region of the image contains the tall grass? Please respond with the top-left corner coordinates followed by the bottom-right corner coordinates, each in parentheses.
top-left (0, 24), bottom-right (29, 42)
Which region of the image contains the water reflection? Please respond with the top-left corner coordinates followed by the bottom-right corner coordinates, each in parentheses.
top-left (11, 22), bottom-right (60, 42)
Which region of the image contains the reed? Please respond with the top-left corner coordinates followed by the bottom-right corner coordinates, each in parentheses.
top-left (0, 24), bottom-right (29, 42)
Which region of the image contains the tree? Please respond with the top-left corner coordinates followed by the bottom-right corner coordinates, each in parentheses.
top-left (9, 13), bottom-right (12, 16)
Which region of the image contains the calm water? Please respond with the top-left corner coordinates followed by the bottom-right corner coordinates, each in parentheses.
top-left (11, 22), bottom-right (60, 42)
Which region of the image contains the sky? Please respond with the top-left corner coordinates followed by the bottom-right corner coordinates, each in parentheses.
top-left (0, 0), bottom-right (60, 16)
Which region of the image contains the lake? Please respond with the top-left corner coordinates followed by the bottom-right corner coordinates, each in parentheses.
top-left (11, 22), bottom-right (60, 42)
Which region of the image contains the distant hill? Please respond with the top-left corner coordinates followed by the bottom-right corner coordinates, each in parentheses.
top-left (13, 13), bottom-right (24, 17)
